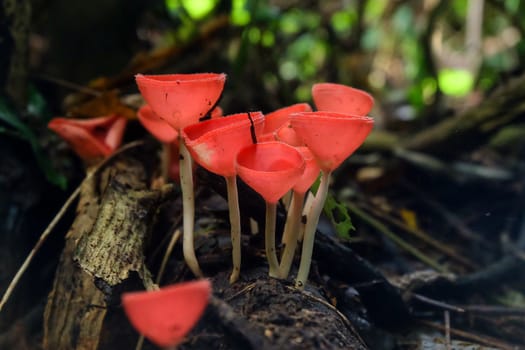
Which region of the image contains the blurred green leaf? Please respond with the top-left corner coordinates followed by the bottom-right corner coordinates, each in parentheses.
top-left (231, 0), bottom-right (251, 26)
top-left (331, 10), bottom-right (356, 33)
top-left (311, 178), bottom-right (354, 240)
top-left (180, 0), bottom-right (218, 20)
top-left (0, 96), bottom-right (67, 189)
top-left (438, 68), bottom-right (474, 96)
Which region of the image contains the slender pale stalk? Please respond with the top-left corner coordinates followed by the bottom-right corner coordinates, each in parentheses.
top-left (226, 176), bottom-right (242, 284)
top-left (179, 137), bottom-right (203, 277)
top-left (265, 202), bottom-right (280, 277)
top-left (278, 190), bottom-right (305, 279)
top-left (295, 171), bottom-right (331, 289)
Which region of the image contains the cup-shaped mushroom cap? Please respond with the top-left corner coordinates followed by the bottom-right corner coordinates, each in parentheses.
top-left (275, 122), bottom-right (304, 147)
top-left (236, 142), bottom-right (305, 204)
top-left (262, 103), bottom-right (312, 134)
top-left (137, 104), bottom-right (178, 143)
top-left (293, 147), bottom-right (320, 193)
top-left (48, 114), bottom-right (127, 161)
top-left (122, 280), bottom-right (211, 348)
top-left (135, 73), bottom-right (226, 130)
top-left (312, 83), bottom-right (374, 116)
top-left (290, 111), bottom-right (373, 172)
top-left (182, 112), bottom-right (264, 177)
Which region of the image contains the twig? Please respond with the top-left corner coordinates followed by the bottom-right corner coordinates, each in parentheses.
top-left (401, 180), bottom-right (491, 248)
top-left (346, 202), bottom-right (448, 273)
top-left (32, 73), bottom-right (102, 96)
top-left (419, 320), bottom-right (518, 350)
top-left (290, 287), bottom-right (367, 348)
top-left (0, 140), bottom-right (145, 312)
top-left (156, 229), bottom-right (182, 285)
top-left (444, 310), bottom-right (451, 350)
top-left (412, 293), bottom-right (465, 313)
top-left (362, 202), bottom-right (477, 270)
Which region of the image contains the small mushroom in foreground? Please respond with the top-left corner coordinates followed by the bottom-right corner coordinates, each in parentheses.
top-left (182, 112), bottom-right (265, 283)
top-left (122, 280), bottom-right (211, 349)
top-left (136, 73), bottom-right (226, 278)
top-left (290, 110), bottom-right (374, 289)
top-left (48, 114), bottom-right (127, 165)
top-left (236, 142), bottom-right (305, 277)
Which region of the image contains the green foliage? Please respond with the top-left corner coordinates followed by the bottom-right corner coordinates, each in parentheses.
top-left (0, 93), bottom-right (67, 189)
top-left (438, 68), bottom-right (474, 96)
top-left (160, 0), bottom-right (525, 117)
top-left (311, 178), bottom-right (354, 240)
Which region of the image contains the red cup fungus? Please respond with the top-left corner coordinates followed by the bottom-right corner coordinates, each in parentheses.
top-left (236, 142), bottom-right (305, 277)
top-left (312, 82), bottom-right (374, 116)
top-left (48, 114), bottom-right (127, 164)
top-left (122, 280), bottom-right (211, 348)
top-left (182, 112), bottom-right (265, 283)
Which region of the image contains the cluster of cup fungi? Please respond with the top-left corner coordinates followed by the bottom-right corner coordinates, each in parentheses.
top-left (47, 73), bottom-right (374, 348)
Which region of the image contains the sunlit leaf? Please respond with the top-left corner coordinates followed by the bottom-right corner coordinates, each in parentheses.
top-left (180, 0), bottom-right (218, 20)
top-left (231, 0), bottom-right (251, 26)
top-left (438, 68), bottom-right (474, 96)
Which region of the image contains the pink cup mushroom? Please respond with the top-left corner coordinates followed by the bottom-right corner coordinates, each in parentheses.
top-left (262, 103), bottom-right (312, 136)
top-left (312, 82), bottom-right (374, 115)
top-left (236, 142), bottom-right (305, 277)
top-left (48, 114), bottom-right (127, 165)
top-left (137, 104), bottom-right (179, 182)
top-left (290, 110), bottom-right (374, 289)
top-left (122, 280), bottom-right (211, 349)
top-left (182, 112), bottom-right (265, 283)
top-left (278, 147), bottom-right (320, 279)
top-left (136, 73), bottom-right (226, 278)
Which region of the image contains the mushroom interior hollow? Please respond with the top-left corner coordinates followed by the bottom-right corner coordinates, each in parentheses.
top-left (183, 112), bottom-right (264, 142)
top-left (182, 112), bottom-right (265, 177)
top-left (236, 142), bottom-right (304, 173)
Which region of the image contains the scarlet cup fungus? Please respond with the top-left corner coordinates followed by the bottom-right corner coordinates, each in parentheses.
top-left (236, 142), bottom-right (305, 277)
top-left (136, 73), bottom-right (226, 277)
top-left (137, 104), bottom-right (179, 182)
top-left (261, 103), bottom-right (312, 136)
top-left (122, 280), bottom-right (211, 349)
top-left (312, 83), bottom-right (374, 115)
top-left (48, 114), bottom-right (127, 164)
top-left (182, 112), bottom-right (265, 283)
top-left (290, 110), bottom-right (374, 289)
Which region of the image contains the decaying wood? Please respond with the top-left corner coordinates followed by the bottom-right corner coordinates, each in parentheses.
top-left (402, 74), bottom-right (525, 155)
top-left (361, 73), bottom-right (525, 157)
top-left (43, 157), bottom-right (166, 350)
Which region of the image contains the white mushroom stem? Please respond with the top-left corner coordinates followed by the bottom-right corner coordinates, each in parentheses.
top-left (226, 175), bottom-right (242, 284)
top-left (179, 137), bottom-right (203, 277)
top-left (265, 201), bottom-right (280, 277)
top-left (295, 171), bottom-right (331, 289)
top-left (278, 190), bottom-right (305, 279)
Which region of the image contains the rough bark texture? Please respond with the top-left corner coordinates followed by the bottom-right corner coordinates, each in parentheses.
top-left (43, 157), bottom-right (164, 350)
top-left (402, 74), bottom-right (525, 156)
